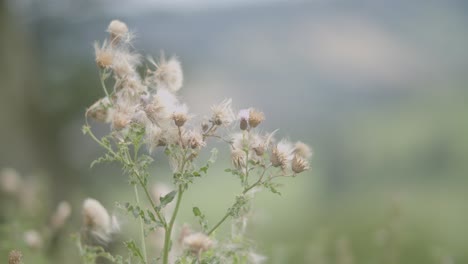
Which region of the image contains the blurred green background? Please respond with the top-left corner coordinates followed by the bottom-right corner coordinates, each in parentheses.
top-left (1, 0), bottom-right (468, 263)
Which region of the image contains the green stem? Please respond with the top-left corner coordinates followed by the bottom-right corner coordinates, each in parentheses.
top-left (133, 185), bottom-right (148, 264)
top-left (207, 165), bottom-right (270, 236)
top-left (207, 212), bottom-right (230, 236)
top-left (162, 185), bottom-right (184, 264)
top-left (99, 70), bottom-right (113, 105)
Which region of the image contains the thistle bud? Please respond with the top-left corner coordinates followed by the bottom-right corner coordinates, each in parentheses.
top-left (201, 121), bottom-right (209, 132)
top-left (240, 119), bottom-right (248, 131)
top-left (248, 109), bottom-right (264, 128)
top-left (238, 109), bottom-right (250, 131)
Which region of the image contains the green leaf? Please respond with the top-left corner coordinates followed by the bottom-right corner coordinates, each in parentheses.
top-left (160, 190), bottom-right (177, 207)
top-left (193, 207), bottom-right (201, 216)
top-left (124, 240), bottom-right (144, 261)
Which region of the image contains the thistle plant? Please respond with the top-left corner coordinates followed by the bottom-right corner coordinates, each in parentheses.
top-left (80, 20), bottom-right (312, 264)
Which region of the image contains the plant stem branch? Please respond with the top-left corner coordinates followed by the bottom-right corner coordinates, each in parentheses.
top-left (207, 212), bottom-right (230, 236)
top-left (162, 185), bottom-right (184, 264)
top-left (133, 184), bottom-right (148, 264)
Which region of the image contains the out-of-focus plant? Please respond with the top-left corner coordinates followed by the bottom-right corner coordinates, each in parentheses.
top-left (0, 168), bottom-right (72, 264)
top-left (79, 20), bottom-right (312, 264)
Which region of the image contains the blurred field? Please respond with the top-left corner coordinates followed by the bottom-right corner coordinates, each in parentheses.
top-left (1, 0), bottom-right (468, 263)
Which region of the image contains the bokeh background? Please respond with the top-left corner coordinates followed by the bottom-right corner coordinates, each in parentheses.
top-left (1, 0), bottom-right (468, 263)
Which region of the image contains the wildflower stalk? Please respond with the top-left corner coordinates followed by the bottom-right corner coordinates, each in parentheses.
top-left (82, 20), bottom-right (312, 263)
top-left (133, 184), bottom-right (147, 264)
top-left (207, 165), bottom-right (270, 236)
top-left (162, 185), bottom-right (184, 264)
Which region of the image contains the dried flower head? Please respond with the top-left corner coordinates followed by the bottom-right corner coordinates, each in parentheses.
top-left (248, 109), bottom-right (265, 128)
top-left (293, 141), bottom-right (312, 159)
top-left (23, 230), bottom-right (43, 250)
top-left (183, 232), bottom-right (214, 254)
top-left (146, 89), bottom-right (179, 125)
top-left (82, 198), bottom-right (119, 244)
top-left (186, 130), bottom-right (206, 149)
top-left (112, 110), bottom-right (131, 130)
top-left (0, 168), bottom-right (22, 195)
top-left (112, 49), bottom-right (141, 78)
top-left (50, 201), bottom-right (72, 230)
top-left (231, 148), bottom-right (246, 170)
top-left (270, 140), bottom-right (294, 170)
top-left (94, 40), bottom-right (113, 68)
top-left (107, 20), bottom-right (129, 43)
top-left (86, 97), bottom-right (111, 122)
top-left (8, 250), bottom-right (22, 264)
top-left (291, 155), bottom-right (309, 174)
top-left (211, 99), bottom-right (235, 126)
top-left (151, 55), bottom-right (183, 92)
top-left (172, 104), bottom-right (189, 127)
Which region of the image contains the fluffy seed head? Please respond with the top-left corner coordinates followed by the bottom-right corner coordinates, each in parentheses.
top-left (248, 109), bottom-right (264, 128)
top-left (145, 89), bottom-right (179, 125)
top-left (112, 111), bottom-right (131, 130)
top-left (8, 250), bottom-right (22, 264)
top-left (50, 201), bottom-right (72, 230)
top-left (291, 155), bottom-right (309, 173)
top-left (153, 56), bottom-right (183, 92)
top-left (183, 232), bottom-right (214, 254)
top-left (211, 99), bottom-right (235, 126)
top-left (107, 20), bottom-right (129, 43)
top-left (293, 141), bottom-right (312, 159)
top-left (270, 140), bottom-right (294, 170)
top-left (86, 97), bottom-right (111, 122)
top-left (0, 168), bottom-right (22, 195)
top-left (146, 124), bottom-right (164, 152)
top-left (82, 198), bottom-right (118, 244)
top-left (23, 230), bottom-right (43, 250)
top-left (186, 130), bottom-right (205, 149)
top-left (94, 41), bottom-right (113, 68)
